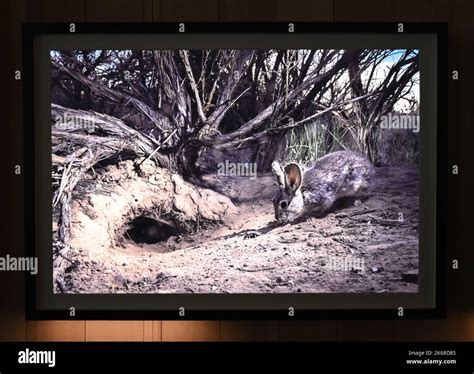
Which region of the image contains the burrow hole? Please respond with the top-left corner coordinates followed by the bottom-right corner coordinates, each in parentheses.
top-left (125, 216), bottom-right (179, 244)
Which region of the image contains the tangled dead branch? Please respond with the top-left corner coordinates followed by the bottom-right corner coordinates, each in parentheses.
top-left (52, 104), bottom-right (176, 249)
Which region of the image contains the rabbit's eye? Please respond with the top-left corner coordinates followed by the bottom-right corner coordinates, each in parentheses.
top-left (280, 200), bottom-right (288, 209)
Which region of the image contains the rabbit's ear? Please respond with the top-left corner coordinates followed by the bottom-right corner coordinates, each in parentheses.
top-left (284, 163), bottom-right (302, 192)
top-left (271, 161), bottom-right (285, 188)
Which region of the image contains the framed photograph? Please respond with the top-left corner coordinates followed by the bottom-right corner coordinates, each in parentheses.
top-left (23, 22), bottom-right (447, 319)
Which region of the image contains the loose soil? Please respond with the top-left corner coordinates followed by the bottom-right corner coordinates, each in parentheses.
top-left (53, 160), bottom-right (419, 294)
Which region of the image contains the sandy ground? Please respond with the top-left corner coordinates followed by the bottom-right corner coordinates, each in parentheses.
top-left (54, 162), bottom-right (419, 294)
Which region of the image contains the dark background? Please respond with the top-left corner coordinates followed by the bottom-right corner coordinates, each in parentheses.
top-left (1, 0), bottom-right (472, 341)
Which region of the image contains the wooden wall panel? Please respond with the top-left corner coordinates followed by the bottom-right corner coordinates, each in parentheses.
top-left (220, 321), bottom-right (278, 341)
top-left (144, 321), bottom-right (153, 341)
top-left (278, 321), bottom-right (337, 341)
top-left (152, 0), bottom-right (161, 21)
top-left (337, 321), bottom-right (396, 341)
top-left (143, 321), bottom-right (162, 341)
top-left (85, 321), bottom-right (145, 341)
top-left (334, 0), bottom-right (393, 21)
top-left (395, 309), bottom-right (474, 341)
top-left (445, 0), bottom-right (466, 308)
top-left (162, 321), bottom-right (220, 341)
top-left (144, 0), bottom-right (154, 22)
top-left (448, 0), bottom-right (474, 310)
top-left (26, 321), bottom-right (85, 341)
top-left (219, 0), bottom-right (277, 21)
top-left (1, 0), bottom-right (38, 343)
top-left (276, 0), bottom-right (333, 21)
top-left (157, 0), bottom-right (219, 21)
top-left (38, 0), bottom-right (85, 22)
top-left (0, 302), bottom-right (27, 341)
top-left (85, 0), bottom-right (145, 22)
top-left (391, 0), bottom-right (450, 21)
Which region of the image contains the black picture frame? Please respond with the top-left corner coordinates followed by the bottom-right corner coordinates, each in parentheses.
top-left (23, 22), bottom-right (448, 320)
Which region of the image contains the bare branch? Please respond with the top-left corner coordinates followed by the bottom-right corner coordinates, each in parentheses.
top-left (180, 50), bottom-right (208, 124)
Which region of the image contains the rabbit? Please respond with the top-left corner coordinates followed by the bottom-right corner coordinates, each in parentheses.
top-left (272, 150), bottom-right (374, 223)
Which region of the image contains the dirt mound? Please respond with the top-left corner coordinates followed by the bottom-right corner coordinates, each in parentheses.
top-left (53, 159), bottom-right (238, 292)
